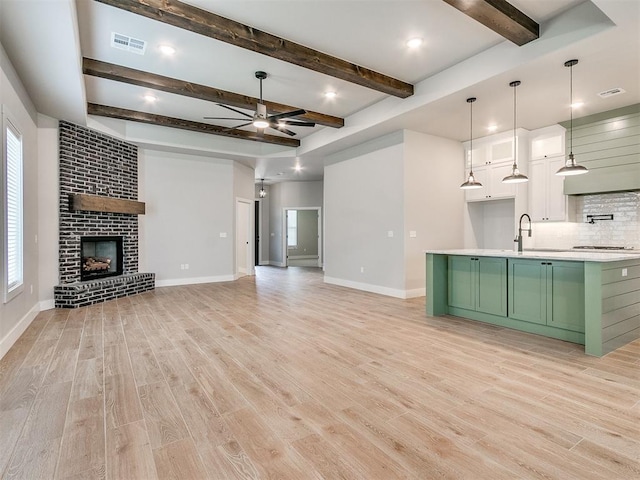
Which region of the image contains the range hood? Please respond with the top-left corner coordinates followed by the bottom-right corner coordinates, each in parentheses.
top-left (561, 104), bottom-right (640, 195)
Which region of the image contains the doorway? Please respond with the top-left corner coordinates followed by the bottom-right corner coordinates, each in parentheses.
top-left (236, 199), bottom-right (253, 277)
top-left (283, 207), bottom-right (322, 267)
top-left (255, 200), bottom-right (260, 266)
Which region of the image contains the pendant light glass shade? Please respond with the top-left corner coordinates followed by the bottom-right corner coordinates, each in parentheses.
top-left (556, 59), bottom-right (588, 176)
top-left (502, 80), bottom-right (529, 184)
top-left (460, 97), bottom-right (483, 190)
top-left (259, 178), bottom-right (267, 198)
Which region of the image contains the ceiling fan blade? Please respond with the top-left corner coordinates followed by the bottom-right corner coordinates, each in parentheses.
top-left (203, 117), bottom-right (248, 120)
top-left (268, 109), bottom-right (307, 122)
top-left (270, 125), bottom-right (296, 136)
top-left (278, 120), bottom-right (316, 127)
top-left (216, 104), bottom-right (254, 118)
top-left (223, 122), bottom-right (253, 131)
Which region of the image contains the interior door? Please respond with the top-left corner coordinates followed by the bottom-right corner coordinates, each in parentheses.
top-left (236, 200), bottom-right (252, 276)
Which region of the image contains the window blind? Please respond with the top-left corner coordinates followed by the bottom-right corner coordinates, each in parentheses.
top-left (5, 122), bottom-right (23, 294)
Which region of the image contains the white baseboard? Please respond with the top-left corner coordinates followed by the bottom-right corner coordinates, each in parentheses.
top-left (259, 261), bottom-right (270, 266)
top-left (323, 276), bottom-right (423, 299)
top-left (287, 259), bottom-right (320, 267)
top-left (405, 288), bottom-right (426, 298)
top-left (156, 274), bottom-right (236, 287)
top-left (268, 261), bottom-right (286, 267)
top-left (0, 303), bottom-right (40, 360)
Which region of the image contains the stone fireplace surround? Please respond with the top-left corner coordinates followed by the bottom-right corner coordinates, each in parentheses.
top-left (54, 121), bottom-right (154, 308)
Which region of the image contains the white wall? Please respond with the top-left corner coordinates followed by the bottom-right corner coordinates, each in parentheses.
top-left (324, 137), bottom-right (405, 295)
top-left (324, 130), bottom-right (465, 298)
top-left (0, 43), bottom-right (40, 359)
top-left (36, 114), bottom-right (59, 310)
top-left (140, 149), bottom-right (235, 286)
top-left (268, 181), bottom-right (323, 266)
top-left (403, 131), bottom-right (465, 293)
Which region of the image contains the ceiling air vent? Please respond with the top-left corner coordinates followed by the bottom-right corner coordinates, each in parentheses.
top-left (598, 87), bottom-right (626, 99)
top-left (111, 32), bottom-right (146, 55)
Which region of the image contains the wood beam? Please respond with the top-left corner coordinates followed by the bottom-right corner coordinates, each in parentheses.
top-left (87, 103), bottom-right (300, 147)
top-left (83, 58), bottom-right (344, 129)
top-left (443, 0), bottom-right (539, 46)
top-left (93, 0), bottom-right (413, 98)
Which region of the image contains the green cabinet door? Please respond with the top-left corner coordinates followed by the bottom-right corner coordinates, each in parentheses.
top-left (546, 261), bottom-right (585, 333)
top-left (509, 259), bottom-right (547, 325)
top-left (509, 259), bottom-right (585, 332)
top-left (449, 256), bottom-right (507, 316)
top-left (448, 256), bottom-right (476, 310)
top-left (477, 257), bottom-right (507, 316)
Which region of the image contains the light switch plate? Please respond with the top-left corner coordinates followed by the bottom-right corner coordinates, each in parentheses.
top-left (409, 231), bottom-right (417, 238)
top-left (387, 230), bottom-right (394, 238)
top-left (220, 232), bottom-right (227, 238)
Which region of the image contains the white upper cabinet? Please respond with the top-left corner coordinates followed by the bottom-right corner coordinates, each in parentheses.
top-left (529, 125), bottom-right (568, 221)
top-left (530, 125), bottom-right (565, 159)
top-left (463, 129), bottom-right (529, 202)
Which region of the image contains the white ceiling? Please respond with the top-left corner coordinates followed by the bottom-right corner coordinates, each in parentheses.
top-left (1, 0), bottom-right (638, 184)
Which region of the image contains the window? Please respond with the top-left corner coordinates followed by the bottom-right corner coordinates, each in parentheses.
top-left (3, 110), bottom-right (23, 303)
top-left (287, 210), bottom-right (297, 247)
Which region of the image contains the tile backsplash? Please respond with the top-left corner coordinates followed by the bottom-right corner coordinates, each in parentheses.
top-left (533, 192), bottom-right (640, 249)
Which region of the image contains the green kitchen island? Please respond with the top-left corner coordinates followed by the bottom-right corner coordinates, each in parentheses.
top-left (426, 249), bottom-right (640, 356)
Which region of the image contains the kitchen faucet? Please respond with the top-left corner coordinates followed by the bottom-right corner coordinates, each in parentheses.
top-left (515, 213), bottom-right (532, 253)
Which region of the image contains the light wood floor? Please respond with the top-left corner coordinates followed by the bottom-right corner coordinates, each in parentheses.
top-left (1, 267), bottom-right (638, 479)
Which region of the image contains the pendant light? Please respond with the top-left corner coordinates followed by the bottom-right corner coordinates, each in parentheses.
top-left (502, 80), bottom-right (528, 184)
top-left (460, 97), bottom-right (483, 190)
top-left (556, 59), bottom-right (588, 176)
top-left (259, 178), bottom-right (267, 198)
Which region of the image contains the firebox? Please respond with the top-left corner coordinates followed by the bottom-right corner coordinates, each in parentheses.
top-left (80, 236), bottom-right (123, 281)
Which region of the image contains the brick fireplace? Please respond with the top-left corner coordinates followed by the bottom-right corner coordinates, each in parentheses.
top-left (54, 121), bottom-right (154, 308)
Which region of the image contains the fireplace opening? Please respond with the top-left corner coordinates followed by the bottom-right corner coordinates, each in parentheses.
top-left (80, 236), bottom-right (123, 281)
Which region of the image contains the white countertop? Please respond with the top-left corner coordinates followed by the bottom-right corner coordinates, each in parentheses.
top-left (424, 249), bottom-right (640, 263)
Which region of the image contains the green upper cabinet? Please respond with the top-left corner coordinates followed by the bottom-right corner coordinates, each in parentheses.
top-left (449, 256), bottom-right (507, 317)
top-left (509, 258), bottom-right (585, 332)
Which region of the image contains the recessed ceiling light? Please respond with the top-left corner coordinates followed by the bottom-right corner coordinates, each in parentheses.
top-left (324, 91), bottom-right (337, 99)
top-left (406, 37), bottom-right (423, 48)
top-left (571, 102), bottom-right (584, 109)
top-left (294, 164), bottom-right (301, 172)
top-left (144, 94), bottom-right (157, 102)
top-left (159, 44), bottom-right (175, 55)
top-left (487, 125), bottom-right (498, 132)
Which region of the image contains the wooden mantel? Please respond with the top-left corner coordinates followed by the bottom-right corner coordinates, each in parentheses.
top-left (69, 193), bottom-right (145, 215)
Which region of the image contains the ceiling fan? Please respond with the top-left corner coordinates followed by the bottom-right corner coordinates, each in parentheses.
top-left (204, 71), bottom-right (315, 136)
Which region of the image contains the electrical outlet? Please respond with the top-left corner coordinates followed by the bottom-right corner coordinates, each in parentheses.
top-left (387, 230), bottom-right (394, 238)
top-left (30, 284), bottom-right (33, 294)
top-left (622, 268), bottom-right (628, 277)
top-left (360, 267), bottom-right (364, 273)
top-left (180, 264), bottom-right (185, 270)
top-left (409, 231), bottom-right (417, 238)
top-left (220, 232), bottom-right (227, 238)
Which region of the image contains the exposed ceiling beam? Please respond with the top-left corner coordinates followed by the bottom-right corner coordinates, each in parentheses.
top-left (94, 0), bottom-right (414, 98)
top-left (443, 0), bottom-right (539, 46)
top-left (87, 103), bottom-right (300, 147)
top-left (83, 58), bottom-right (344, 129)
